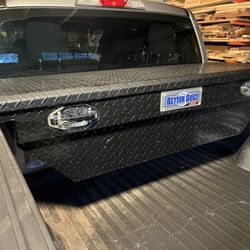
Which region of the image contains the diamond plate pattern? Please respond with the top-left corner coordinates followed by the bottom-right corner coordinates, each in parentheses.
top-left (0, 63), bottom-right (249, 181)
top-left (0, 63), bottom-right (250, 114)
top-left (28, 102), bottom-right (250, 181)
top-left (15, 80), bottom-right (249, 144)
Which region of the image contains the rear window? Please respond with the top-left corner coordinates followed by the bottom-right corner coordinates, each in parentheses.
top-left (0, 9), bottom-right (201, 77)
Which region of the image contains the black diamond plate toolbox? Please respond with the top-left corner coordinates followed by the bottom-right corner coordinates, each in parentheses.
top-left (0, 63), bottom-right (250, 181)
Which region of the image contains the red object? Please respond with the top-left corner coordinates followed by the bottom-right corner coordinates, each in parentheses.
top-left (100, 0), bottom-right (128, 7)
top-left (234, 0), bottom-right (248, 2)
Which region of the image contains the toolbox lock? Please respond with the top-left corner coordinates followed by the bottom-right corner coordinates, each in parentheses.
top-left (241, 81), bottom-right (250, 97)
top-left (48, 105), bottom-right (99, 131)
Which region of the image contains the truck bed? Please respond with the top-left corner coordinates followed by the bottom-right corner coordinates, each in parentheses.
top-left (28, 142), bottom-right (250, 250)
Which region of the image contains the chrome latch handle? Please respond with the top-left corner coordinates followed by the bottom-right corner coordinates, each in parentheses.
top-left (48, 105), bottom-right (99, 131)
top-left (241, 81), bottom-right (250, 97)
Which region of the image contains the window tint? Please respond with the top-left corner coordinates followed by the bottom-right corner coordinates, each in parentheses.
top-left (0, 9), bottom-right (201, 77)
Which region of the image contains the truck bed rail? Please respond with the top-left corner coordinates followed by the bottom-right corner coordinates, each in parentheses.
top-left (0, 129), bottom-right (55, 250)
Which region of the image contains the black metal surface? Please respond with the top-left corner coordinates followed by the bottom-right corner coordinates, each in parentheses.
top-left (14, 80), bottom-right (249, 144)
top-left (0, 63), bottom-right (249, 181)
top-left (0, 63), bottom-right (250, 114)
top-left (28, 102), bottom-right (250, 181)
top-left (28, 143), bottom-right (250, 250)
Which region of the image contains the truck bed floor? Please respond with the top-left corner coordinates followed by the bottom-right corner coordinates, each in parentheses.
top-left (28, 144), bottom-right (250, 250)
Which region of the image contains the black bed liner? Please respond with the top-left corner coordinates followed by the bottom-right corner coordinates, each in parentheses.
top-left (28, 142), bottom-right (250, 250)
top-left (0, 63), bottom-right (250, 114)
top-left (0, 129), bottom-right (55, 250)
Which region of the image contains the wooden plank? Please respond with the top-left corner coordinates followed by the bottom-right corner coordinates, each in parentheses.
top-left (208, 54), bottom-right (250, 62)
top-left (185, 0), bottom-right (232, 9)
top-left (204, 38), bottom-right (250, 44)
top-left (199, 18), bottom-right (250, 24)
top-left (229, 41), bottom-right (250, 45)
top-left (213, 10), bottom-right (250, 18)
top-left (231, 20), bottom-right (250, 25)
top-left (192, 2), bottom-right (250, 14)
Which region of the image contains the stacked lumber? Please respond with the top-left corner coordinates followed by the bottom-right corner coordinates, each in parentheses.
top-left (201, 24), bottom-right (250, 43)
top-left (185, 0), bottom-right (232, 9)
top-left (185, 0), bottom-right (250, 63)
top-left (207, 45), bottom-right (250, 62)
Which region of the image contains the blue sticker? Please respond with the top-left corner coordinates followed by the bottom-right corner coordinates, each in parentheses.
top-left (161, 87), bottom-right (202, 112)
top-left (165, 92), bottom-right (200, 107)
top-left (0, 53), bottom-right (18, 64)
